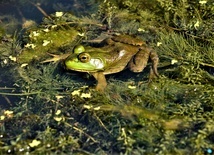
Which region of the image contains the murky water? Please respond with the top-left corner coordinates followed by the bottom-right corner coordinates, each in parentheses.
top-left (0, 0), bottom-right (94, 107)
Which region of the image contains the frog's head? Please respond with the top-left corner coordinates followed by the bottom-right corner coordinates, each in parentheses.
top-left (65, 45), bottom-right (105, 72)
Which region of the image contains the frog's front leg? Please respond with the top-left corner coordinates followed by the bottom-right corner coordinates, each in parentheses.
top-left (90, 72), bottom-right (107, 91)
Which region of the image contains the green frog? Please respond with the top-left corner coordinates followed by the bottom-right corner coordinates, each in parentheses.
top-left (43, 35), bottom-right (159, 91)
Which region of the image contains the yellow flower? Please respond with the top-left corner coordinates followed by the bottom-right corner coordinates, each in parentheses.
top-left (137, 28), bottom-right (145, 32)
top-left (157, 42), bottom-right (162, 47)
top-left (29, 139), bottom-right (41, 147)
top-left (128, 85), bottom-right (136, 89)
top-left (25, 43), bottom-right (36, 49)
top-left (55, 95), bottom-right (64, 101)
top-left (71, 90), bottom-right (81, 96)
top-left (171, 59), bottom-right (178, 65)
top-left (199, 0), bottom-right (207, 4)
top-left (43, 28), bottom-right (50, 32)
top-left (4, 110), bottom-right (13, 115)
top-left (51, 25), bottom-right (58, 29)
top-left (54, 116), bottom-right (63, 122)
top-left (83, 105), bottom-right (93, 109)
top-left (94, 106), bottom-right (101, 110)
top-left (55, 12), bottom-right (63, 17)
top-left (55, 110), bottom-right (61, 115)
top-left (80, 92), bottom-right (91, 98)
top-left (21, 63), bottom-right (28, 68)
top-left (194, 20), bottom-right (200, 29)
top-left (3, 110), bottom-right (14, 118)
top-left (78, 32), bottom-right (85, 37)
top-left (32, 31), bottom-right (40, 37)
top-left (0, 115), bottom-right (5, 120)
top-left (9, 56), bottom-right (17, 62)
top-left (42, 40), bottom-right (51, 46)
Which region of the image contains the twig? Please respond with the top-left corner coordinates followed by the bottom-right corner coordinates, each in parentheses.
top-left (93, 113), bottom-right (111, 133)
top-left (2, 95), bottom-right (12, 106)
top-left (0, 92), bottom-right (40, 96)
top-left (28, 0), bottom-right (51, 19)
top-left (73, 126), bottom-right (98, 143)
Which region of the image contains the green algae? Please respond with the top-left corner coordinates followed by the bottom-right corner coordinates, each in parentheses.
top-left (17, 27), bottom-right (80, 63)
top-left (16, 11), bottom-right (103, 64)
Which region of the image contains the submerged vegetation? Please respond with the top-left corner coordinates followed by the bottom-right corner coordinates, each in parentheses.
top-left (0, 0), bottom-right (214, 154)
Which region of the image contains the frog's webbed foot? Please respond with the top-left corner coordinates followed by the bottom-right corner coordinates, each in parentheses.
top-left (41, 53), bottom-right (70, 63)
top-left (149, 49), bottom-right (159, 77)
top-left (82, 33), bottom-right (113, 46)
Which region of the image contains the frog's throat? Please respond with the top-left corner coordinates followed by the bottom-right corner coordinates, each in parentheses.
top-left (89, 58), bottom-right (104, 69)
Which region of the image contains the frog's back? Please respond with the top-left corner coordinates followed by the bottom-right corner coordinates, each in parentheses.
top-left (102, 45), bottom-right (137, 75)
top-left (111, 35), bottom-right (146, 46)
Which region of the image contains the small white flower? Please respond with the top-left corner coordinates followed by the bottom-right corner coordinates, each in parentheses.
top-left (24, 43), bottom-right (31, 48)
top-left (51, 25), bottom-right (57, 29)
top-left (83, 105), bottom-right (93, 109)
top-left (29, 140), bottom-right (41, 147)
top-left (25, 43), bottom-right (36, 49)
top-left (4, 110), bottom-right (13, 115)
top-left (199, 0), bottom-right (207, 4)
top-left (194, 20), bottom-right (200, 29)
top-left (128, 85), bottom-right (136, 89)
top-left (55, 95), bottom-right (64, 101)
top-left (21, 63), bottom-right (28, 68)
top-left (9, 56), bottom-right (17, 62)
top-left (54, 116), bottom-right (63, 122)
top-left (80, 92), bottom-right (91, 98)
top-left (137, 28), bottom-right (145, 32)
top-left (32, 31), bottom-right (40, 37)
top-left (55, 12), bottom-right (63, 17)
top-left (157, 42), bottom-right (162, 46)
top-left (171, 59), bottom-right (178, 65)
top-left (3, 59), bottom-right (7, 64)
top-left (55, 110), bottom-right (61, 115)
top-left (94, 106), bottom-right (101, 110)
top-left (78, 32), bottom-right (85, 37)
top-left (43, 28), bottom-right (50, 32)
top-left (71, 90), bottom-right (81, 96)
top-left (42, 40), bottom-right (50, 46)
top-left (0, 115), bottom-right (5, 120)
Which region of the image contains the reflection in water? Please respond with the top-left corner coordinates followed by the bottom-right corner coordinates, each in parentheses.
top-left (0, 0), bottom-right (93, 29)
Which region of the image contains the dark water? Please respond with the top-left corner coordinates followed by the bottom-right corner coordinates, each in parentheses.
top-left (0, 0), bottom-right (93, 108)
top-left (0, 0), bottom-right (83, 21)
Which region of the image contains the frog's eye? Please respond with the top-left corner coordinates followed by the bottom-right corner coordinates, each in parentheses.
top-left (78, 53), bottom-right (90, 63)
top-left (74, 45), bottom-right (85, 54)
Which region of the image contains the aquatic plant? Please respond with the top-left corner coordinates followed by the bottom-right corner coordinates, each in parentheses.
top-left (156, 32), bottom-right (214, 84)
top-left (17, 12), bottom-right (102, 63)
top-left (96, 0), bottom-right (214, 43)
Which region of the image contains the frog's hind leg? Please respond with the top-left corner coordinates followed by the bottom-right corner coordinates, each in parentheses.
top-left (128, 46), bottom-right (150, 73)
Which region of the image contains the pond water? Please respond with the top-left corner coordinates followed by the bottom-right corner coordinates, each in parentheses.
top-left (0, 0), bottom-right (94, 108)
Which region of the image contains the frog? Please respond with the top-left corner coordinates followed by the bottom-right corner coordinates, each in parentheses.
top-left (63, 35), bottom-right (159, 91)
top-left (42, 35), bottom-right (159, 91)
